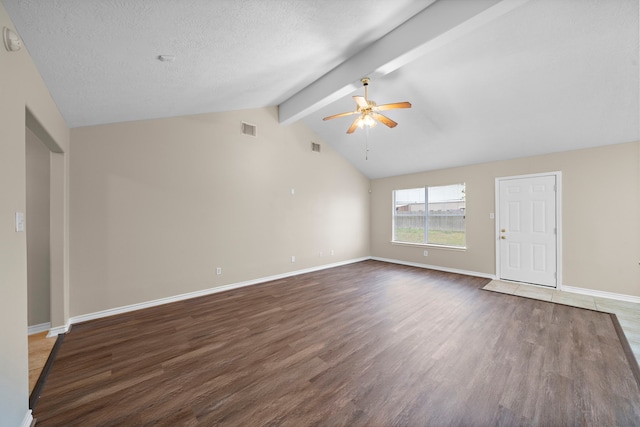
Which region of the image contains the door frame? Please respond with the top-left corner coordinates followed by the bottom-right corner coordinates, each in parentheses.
top-left (26, 109), bottom-right (69, 334)
top-left (494, 171), bottom-right (563, 288)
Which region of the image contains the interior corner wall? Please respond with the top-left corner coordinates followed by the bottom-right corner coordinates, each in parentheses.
top-left (68, 107), bottom-right (371, 317)
top-left (0, 3), bottom-right (70, 426)
top-left (371, 141), bottom-right (640, 297)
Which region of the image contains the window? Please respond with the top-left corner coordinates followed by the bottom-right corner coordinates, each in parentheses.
top-left (393, 183), bottom-right (466, 247)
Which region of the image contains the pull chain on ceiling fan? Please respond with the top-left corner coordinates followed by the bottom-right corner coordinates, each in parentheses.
top-left (323, 77), bottom-right (412, 134)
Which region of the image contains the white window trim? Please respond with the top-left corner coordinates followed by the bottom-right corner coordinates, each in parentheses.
top-left (390, 240), bottom-right (467, 251)
top-left (392, 183), bottom-right (466, 248)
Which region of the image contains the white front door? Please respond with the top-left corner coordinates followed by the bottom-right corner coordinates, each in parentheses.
top-left (498, 174), bottom-right (558, 287)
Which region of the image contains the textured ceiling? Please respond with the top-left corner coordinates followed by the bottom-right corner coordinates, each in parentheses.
top-left (2, 0), bottom-right (639, 179)
top-left (2, 0), bottom-right (433, 127)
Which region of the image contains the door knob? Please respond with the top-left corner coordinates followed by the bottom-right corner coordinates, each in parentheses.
top-left (501, 236), bottom-right (506, 239)
top-left (501, 229), bottom-right (506, 232)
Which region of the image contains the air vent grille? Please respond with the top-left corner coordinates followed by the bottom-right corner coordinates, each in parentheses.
top-left (241, 122), bottom-right (257, 137)
top-left (311, 142), bottom-right (321, 153)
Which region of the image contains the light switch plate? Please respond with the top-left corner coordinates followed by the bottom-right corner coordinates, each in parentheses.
top-left (15, 211), bottom-right (24, 232)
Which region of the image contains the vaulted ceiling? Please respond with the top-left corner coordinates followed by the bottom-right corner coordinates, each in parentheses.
top-left (3, 0), bottom-right (638, 178)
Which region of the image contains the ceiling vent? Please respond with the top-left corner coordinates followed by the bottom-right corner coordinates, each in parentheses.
top-left (311, 142), bottom-right (321, 153)
top-left (241, 122), bottom-right (257, 137)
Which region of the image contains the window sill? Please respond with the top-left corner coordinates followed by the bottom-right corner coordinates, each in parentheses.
top-left (390, 241), bottom-right (467, 251)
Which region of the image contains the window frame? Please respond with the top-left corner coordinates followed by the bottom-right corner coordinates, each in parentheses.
top-left (391, 183), bottom-right (466, 249)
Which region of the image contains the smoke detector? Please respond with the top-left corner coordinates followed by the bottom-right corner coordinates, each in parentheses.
top-left (3, 27), bottom-right (22, 52)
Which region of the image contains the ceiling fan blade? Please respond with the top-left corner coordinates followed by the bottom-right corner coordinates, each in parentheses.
top-left (375, 102), bottom-right (412, 111)
top-left (353, 96), bottom-right (369, 109)
top-left (346, 117), bottom-right (360, 134)
top-left (371, 112), bottom-right (398, 128)
top-left (323, 111), bottom-right (358, 121)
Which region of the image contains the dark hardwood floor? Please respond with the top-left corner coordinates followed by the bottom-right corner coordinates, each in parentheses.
top-left (34, 260), bottom-right (640, 426)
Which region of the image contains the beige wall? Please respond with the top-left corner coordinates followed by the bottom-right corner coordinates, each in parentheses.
top-left (26, 128), bottom-right (51, 326)
top-left (371, 141), bottom-right (640, 297)
top-left (69, 107), bottom-right (370, 316)
top-left (0, 6), bottom-right (637, 426)
top-left (0, 3), bottom-right (70, 426)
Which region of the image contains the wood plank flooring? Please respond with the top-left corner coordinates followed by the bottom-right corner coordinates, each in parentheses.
top-left (33, 260), bottom-right (640, 426)
top-left (28, 331), bottom-right (56, 393)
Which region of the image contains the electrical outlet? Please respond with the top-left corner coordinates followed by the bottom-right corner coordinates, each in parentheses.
top-left (423, 250), bottom-right (428, 257)
top-left (291, 256), bottom-right (296, 263)
top-left (216, 267), bottom-right (222, 275)
top-left (319, 251), bottom-right (323, 257)
top-left (330, 250), bottom-right (334, 256)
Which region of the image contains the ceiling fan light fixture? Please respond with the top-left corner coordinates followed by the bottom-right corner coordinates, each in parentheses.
top-left (358, 114), bottom-right (376, 128)
top-left (322, 77), bottom-right (411, 134)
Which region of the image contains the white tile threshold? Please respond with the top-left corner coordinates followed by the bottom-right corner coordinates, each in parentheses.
top-left (483, 280), bottom-right (640, 366)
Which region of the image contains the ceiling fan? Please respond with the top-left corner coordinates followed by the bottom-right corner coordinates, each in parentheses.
top-left (323, 77), bottom-right (412, 134)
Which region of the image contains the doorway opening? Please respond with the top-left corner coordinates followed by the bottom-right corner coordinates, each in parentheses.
top-left (24, 109), bottom-right (67, 407)
top-left (25, 126), bottom-right (57, 394)
top-left (26, 127), bottom-right (51, 333)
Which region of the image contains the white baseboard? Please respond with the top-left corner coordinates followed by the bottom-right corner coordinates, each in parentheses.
top-left (40, 258), bottom-right (640, 340)
top-left (21, 410), bottom-right (33, 427)
top-left (561, 285), bottom-right (640, 304)
top-left (371, 257), bottom-right (496, 280)
top-left (27, 322), bottom-right (51, 335)
top-left (69, 257), bottom-right (371, 325)
top-left (47, 324), bottom-right (70, 338)
top-left (52, 256), bottom-right (640, 333)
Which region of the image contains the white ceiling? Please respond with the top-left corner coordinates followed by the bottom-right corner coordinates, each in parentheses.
top-left (3, 0), bottom-right (638, 179)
